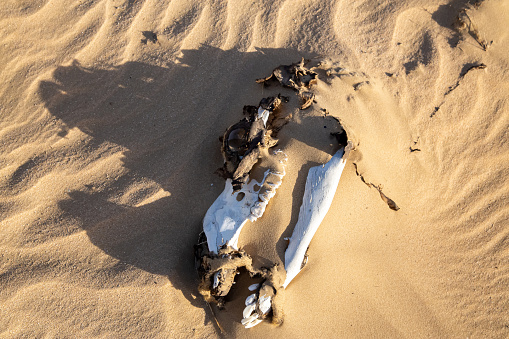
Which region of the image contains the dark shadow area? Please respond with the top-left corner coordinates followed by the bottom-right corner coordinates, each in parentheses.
top-left (431, 0), bottom-right (483, 48)
top-left (141, 30), bottom-right (158, 44)
top-left (275, 160), bottom-right (321, 260)
top-left (39, 45), bottom-right (345, 329)
top-left (403, 32), bottom-right (434, 74)
top-left (460, 61), bottom-right (486, 76)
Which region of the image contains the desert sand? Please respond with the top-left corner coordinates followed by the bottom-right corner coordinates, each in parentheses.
top-left (1, 0), bottom-right (508, 338)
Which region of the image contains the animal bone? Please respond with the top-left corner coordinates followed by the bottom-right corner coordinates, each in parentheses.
top-left (197, 61), bottom-right (354, 330)
top-left (203, 150), bottom-right (287, 254)
top-left (240, 264), bottom-right (286, 327)
top-left (241, 141), bottom-right (352, 328)
top-left (196, 94), bottom-right (291, 312)
top-left (283, 142), bottom-right (351, 287)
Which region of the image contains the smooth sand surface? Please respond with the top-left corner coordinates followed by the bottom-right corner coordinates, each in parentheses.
top-left (1, 0), bottom-right (508, 338)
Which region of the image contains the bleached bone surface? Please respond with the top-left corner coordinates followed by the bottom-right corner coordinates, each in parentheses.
top-left (283, 145), bottom-right (349, 288)
top-left (241, 144), bottom-right (350, 328)
top-left (257, 106), bottom-right (270, 126)
top-left (203, 151), bottom-right (287, 254)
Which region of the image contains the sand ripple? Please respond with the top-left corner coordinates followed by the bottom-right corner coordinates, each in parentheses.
top-left (1, 0), bottom-right (508, 337)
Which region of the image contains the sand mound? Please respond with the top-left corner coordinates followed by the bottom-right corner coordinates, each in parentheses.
top-left (1, 0), bottom-right (508, 337)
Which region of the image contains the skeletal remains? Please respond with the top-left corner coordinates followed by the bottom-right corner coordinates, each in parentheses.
top-left (195, 59), bottom-right (352, 329)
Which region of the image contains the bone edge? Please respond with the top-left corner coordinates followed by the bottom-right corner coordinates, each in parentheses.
top-left (283, 145), bottom-right (349, 288)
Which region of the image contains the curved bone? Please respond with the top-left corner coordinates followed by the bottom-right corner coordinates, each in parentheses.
top-left (283, 142), bottom-right (351, 288)
top-left (241, 143), bottom-right (351, 328)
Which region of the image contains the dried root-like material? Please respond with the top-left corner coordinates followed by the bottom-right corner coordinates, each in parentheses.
top-left (454, 7), bottom-right (490, 51)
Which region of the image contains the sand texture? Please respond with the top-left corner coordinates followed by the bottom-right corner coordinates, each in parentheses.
top-left (1, 0), bottom-right (508, 338)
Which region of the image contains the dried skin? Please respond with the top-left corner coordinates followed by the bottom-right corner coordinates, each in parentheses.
top-left (195, 240), bottom-right (256, 306)
top-left (257, 59), bottom-right (318, 109)
top-left (217, 96), bottom-right (289, 191)
top-left (299, 92), bottom-right (315, 110)
top-left (195, 235), bottom-right (286, 324)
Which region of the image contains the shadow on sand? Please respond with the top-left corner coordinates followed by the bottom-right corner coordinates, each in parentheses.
top-left (39, 45), bottom-right (343, 330)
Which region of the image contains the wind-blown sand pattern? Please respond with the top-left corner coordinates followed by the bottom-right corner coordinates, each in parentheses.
top-left (1, 0), bottom-right (508, 338)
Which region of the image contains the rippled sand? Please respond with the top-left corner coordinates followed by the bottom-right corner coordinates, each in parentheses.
top-left (1, 0), bottom-right (508, 338)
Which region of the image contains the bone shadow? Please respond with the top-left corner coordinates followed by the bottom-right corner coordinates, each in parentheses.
top-left (38, 45), bottom-right (341, 327)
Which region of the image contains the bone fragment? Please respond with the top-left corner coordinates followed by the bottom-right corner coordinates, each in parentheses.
top-left (241, 264), bottom-right (286, 328)
top-left (248, 283), bottom-right (260, 291)
top-left (283, 142), bottom-right (351, 288)
top-left (241, 314), bottom-right (259, 326)
top-left (243, 304), bottom-right (256, 318)
top-left (203, 153), bottom-right (286, 254)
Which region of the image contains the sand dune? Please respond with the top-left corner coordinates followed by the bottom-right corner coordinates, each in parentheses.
top-left (1, 0), bottom-right (508, 337)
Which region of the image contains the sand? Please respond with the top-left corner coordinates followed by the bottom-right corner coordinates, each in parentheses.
top-left (1, 0), bottom-right (508, 338)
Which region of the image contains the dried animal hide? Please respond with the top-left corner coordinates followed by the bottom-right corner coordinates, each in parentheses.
top-left (217, 96), bottom-right (289, 192)
top-left (256, 58), bottom-right (318, 110)
top-left (195, 234), bottom-right (286, 326)
top-left (256, 58), bottom-right (317, 90)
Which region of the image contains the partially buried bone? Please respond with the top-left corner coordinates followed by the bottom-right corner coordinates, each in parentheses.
top-left (197, 152), bottom-right (287, 307)
top-left (203, 150), bottom-right (287, 254)
top-left (196, 96), bottom-right (290, 308)
top-left (284, 141), bottom-right (352, 288)
top-left (241, 136), bottom-right (352, 328)
top-left (241, 264), bottom-right (286, 328)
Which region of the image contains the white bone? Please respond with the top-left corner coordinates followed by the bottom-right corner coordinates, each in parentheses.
top-left (243, 304), bottom-right (256, 318)
top-left (257, 106), bottom-right (270, 126)
top-left (244, 318), bottom-right (263, 328)
top-left (241, 313), bottom-right (259, 326)
top-left (203, 152), bottom-right (287, 254)
top-left (248, 283), bottom-right (260, 291)
top-left (212, 271), bottom-right (220, 289)
top-left (245, 293), bottom-right (257, 306)
top-left (258, 294), bottom-right (272, 315)
top-left (283, 144), bottom-right (350, 288)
